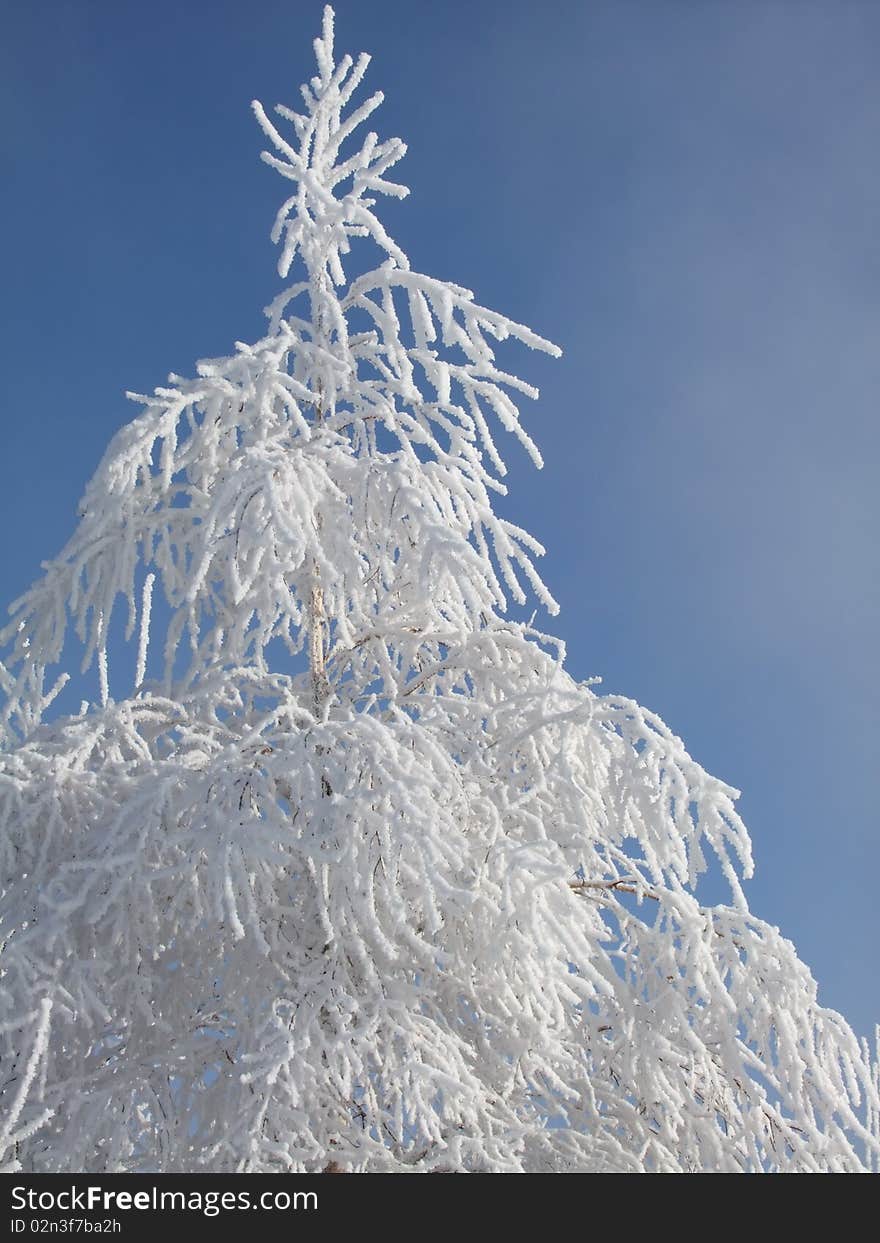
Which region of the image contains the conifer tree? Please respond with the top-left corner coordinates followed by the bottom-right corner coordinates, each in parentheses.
top-left (1, 8), bottom-right (877, 1173)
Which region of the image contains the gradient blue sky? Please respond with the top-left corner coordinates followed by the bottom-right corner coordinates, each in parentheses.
top-left (1, 0), bottom-right (877, 1036)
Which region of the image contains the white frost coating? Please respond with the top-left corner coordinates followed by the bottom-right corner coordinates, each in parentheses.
top-left (0, 6), bottom-right (877, 1173)
top-left (135, 573), bottom-right (155, 691)
top-left (97, 643), bottom-right (109, 709)
top-left (0, 999), bottom-right (53, 1172)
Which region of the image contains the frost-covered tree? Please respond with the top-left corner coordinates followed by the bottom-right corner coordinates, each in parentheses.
top-left (1, 8), bottom-right (878, 1174)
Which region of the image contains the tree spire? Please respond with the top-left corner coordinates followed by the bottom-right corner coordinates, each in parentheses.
top-left (0, 1), bottom-right (561, 745)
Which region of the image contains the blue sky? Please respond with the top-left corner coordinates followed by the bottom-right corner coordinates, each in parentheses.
top-left (1, 0), bottom-right (877, 1037)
